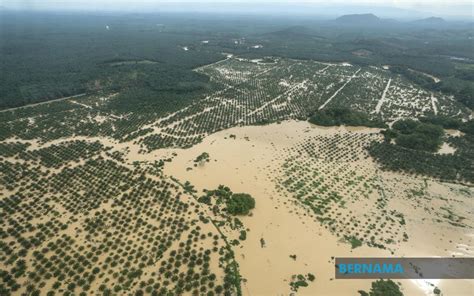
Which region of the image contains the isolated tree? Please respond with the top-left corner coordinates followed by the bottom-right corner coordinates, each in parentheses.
top-left (226, 193), bottom-right (255, 215)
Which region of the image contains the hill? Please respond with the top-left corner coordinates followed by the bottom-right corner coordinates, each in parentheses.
top-left (412, 17), bottom-right (446, 26)
top-left (335, 13), bottom-right (381, 24)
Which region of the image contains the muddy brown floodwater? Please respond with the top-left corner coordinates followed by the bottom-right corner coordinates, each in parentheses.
top-left (142, 120), bottom-right (474, 296)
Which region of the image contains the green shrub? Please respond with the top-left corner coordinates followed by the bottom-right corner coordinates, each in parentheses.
top-left (344, 235), bottom-right (362, 249)
top-left (239, 230), bottom-right (247, 241)
top-left (194, 152), bottom-right (210, 163)
top-left (197, 195), bottom-right (212, 205)
top-left (226, 194), bottom-right (255, 215)
top-left (358, 279), bottom-right (403, 296)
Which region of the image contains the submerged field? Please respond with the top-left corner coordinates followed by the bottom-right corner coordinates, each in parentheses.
top-left (1, 56), bottom-right (473, 295)
top-left (161, 121), bottom-right (473, 295)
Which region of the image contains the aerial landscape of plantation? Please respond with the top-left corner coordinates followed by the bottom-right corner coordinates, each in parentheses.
top-left (0, 3), bottom-right (473, 296)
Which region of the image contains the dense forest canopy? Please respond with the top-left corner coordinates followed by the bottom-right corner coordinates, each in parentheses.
top-left (372, 118), bottom-right (474, 183)
top-left (308, 108), bottom-right (386, 128)
top-left (1, 11), bottom-right (473, 110)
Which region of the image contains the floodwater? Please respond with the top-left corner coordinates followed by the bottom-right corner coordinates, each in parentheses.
top-left (154, 120), bottom-right (473, 296)
top-left (438, 142), bottom-right (456, 154)
top-left (12, 119), bottom-right (471, 295)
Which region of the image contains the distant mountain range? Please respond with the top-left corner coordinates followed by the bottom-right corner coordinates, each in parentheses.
top-left (335, 13), bottom-right (381, 24)
top-left (263, 13), bottom-right (465, 41)
top-left (412, 17), bottom-right (446, 25)
top-left (2, 3), bottom-right (471, 20)
top-left (333, 13), bottom-right (448, 27)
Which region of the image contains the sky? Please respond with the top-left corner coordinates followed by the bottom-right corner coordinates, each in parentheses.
top-left (2, 1), bottom-right (473, 18)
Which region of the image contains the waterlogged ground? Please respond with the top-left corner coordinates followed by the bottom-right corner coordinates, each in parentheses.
top-left (1, 56), bottom-right (473, 295)
top-left (159, 121), bottom-right (474, 295)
